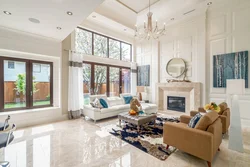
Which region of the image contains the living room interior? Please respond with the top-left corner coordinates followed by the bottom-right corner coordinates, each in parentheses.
top-left (0, 0), bottom-right (249, 167)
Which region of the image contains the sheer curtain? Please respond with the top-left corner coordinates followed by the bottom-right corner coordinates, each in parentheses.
top-left (68, 51), bottom-right (84, 119)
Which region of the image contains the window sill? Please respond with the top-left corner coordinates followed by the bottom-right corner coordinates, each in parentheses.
top-left (0, 107), bottom-right (60, 116)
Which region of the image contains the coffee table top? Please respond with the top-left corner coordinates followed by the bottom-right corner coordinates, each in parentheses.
top-left (118, 112), bottom-right (157, 125)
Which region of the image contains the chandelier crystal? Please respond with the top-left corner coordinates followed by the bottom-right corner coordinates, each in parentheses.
top-left (134, 0), bottom-right (166, 40)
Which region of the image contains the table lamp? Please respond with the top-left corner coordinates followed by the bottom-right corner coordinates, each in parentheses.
top-left (137, 86), bottom-right (145, 101)
top-left (226, 79), bottom-right (244, 152)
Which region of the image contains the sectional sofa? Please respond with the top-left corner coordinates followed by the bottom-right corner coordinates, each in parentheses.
top-left (83, 94), bottom-right (158, 122)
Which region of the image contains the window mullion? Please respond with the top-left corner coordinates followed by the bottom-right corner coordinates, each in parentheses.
top-left (0, 58), bottom-right (4, 111)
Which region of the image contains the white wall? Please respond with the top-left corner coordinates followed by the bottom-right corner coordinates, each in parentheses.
top-left (207, 0), bottom-right (250, 126)
top-left (0, 27), bottom-right (66, 129)
top-left (136, 15), bottom-right (206, 105)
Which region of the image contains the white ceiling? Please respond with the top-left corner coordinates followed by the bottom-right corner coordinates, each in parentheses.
top-left (0, 0), bottom-right (104, 41)
top-left (117, 0), bottom-right (160, 13)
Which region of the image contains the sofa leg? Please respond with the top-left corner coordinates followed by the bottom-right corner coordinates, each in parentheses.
top-left (166, 145), bottom-right (169, 150)
top-left (207, 161), bottom-right (211, 167)
top-left (218, 148), bottom-right (220, 151)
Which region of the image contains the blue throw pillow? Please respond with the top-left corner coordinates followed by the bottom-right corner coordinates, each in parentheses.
top-left (123, 96), bottom-right (133, 104)
top-left (99, 98), bottom-right (108, 108)
top-left (188, 113), bottom-right (202, 128)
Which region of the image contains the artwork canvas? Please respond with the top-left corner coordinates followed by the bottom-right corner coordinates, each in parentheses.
top-left (137, 65), bottom-right (150, 86)
top-left (213, 51), bottom-right (248, 88)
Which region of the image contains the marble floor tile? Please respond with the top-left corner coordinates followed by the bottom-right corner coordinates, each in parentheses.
top-left (0, 111), bottom-right (249, 167)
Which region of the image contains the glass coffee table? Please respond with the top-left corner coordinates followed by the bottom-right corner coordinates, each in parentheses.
top-left (118, 112), bottom-right (157, 133)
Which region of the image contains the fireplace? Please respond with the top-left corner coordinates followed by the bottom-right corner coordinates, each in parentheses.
top-left (167, 96), bottom-right (185, 112)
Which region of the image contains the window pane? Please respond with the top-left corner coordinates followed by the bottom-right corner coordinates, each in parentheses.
top-left (94, 34), bottom-right (108, 57)
top-left (32, 63), bottom-right (51, 106)
top-left (94, 65), bottom-right (107, 95)
top-left (109, 67), bottom-right (120, 97)
top-left (121, 69), bottom-right (131, 93)
top-left (4, 60), bottom-right (26, 109)
top-left (83, 63), bottom-right (91, 105)
top-left (121, 43), bottom-right (131, 62)
top-left (109, 39), bottom-right (120, 59)
top-left (75, 28), bottom-right (92, 55)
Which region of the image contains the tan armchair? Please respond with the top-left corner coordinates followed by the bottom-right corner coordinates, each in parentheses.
top-left (190, 102), bottom-right (230, 134)
top-left (163, 111), bottom-right (222, 167)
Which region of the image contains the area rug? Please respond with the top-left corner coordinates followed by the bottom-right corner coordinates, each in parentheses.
top-left (110, 116), bottom-right (180, 161)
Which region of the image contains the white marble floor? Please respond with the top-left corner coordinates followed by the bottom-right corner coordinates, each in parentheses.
top-left (0, 111), bottom-right (249, 167)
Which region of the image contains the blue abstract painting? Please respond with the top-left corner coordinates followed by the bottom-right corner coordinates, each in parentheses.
top-left (137, 65), bottom-right (150, 86)
top-left (213, 51), bottom-right (248, 88)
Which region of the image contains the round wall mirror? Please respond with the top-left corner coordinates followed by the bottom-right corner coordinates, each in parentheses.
top-left (166, 58), bottom-right (186, 78)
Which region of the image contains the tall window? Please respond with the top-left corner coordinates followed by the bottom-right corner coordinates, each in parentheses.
top-left (0, 57), bottom-right (53, 111)
top-left (75, 27), bottom-right (132, 61)
top-left (83, 62), bottom-right (131, 104)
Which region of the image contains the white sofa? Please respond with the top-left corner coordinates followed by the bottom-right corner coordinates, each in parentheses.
top-left (83, 94), bottom-right (158, 123)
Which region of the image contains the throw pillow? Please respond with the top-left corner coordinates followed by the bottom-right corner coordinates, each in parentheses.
top-left (90, 98), bottom-right (103, 108)
top-left (99, 98), bottom-right (108, 108)
top-left (188, 113), bottom-right (202, 128)
top-left (123, 96), bottom-right (133, 104)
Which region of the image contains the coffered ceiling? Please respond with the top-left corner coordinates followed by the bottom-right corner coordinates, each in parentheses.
top-left (116, 0), bottom-right (160, 13)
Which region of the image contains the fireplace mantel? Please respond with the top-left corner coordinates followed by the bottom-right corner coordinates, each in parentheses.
top-left (156, 82), bottom-right (201, 113)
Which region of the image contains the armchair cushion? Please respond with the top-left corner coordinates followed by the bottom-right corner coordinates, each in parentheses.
top-left (195, 111), bottom-right (219, 131)
top-left (188, 113), bottom-right (202, 128)
top-left (180, 115), bottom-right (192, 124)
top-left (218, 102), bottom-right (228, 115)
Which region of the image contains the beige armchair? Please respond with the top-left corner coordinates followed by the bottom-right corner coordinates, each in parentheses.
top-left (190, 102), bottom-right (230, 134)
top-left (163, 111), bottom-right (222, 167)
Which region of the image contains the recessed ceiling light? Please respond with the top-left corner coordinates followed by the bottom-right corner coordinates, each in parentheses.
top-left (207, 2), bottom-right (212, 5)
top-left (67, 11), bottom-right (73, 16)
top-left (124, 29), bottom-right (127, 31)
top-left (28, 18), bottom-right (40, 24)
top-left (92, 15), bottom-right (96, 18)
top-left (3, 11), bottom-right (11, 15)
top-left (171, 18), bottom-right (175, 20)
top-left (57, 27), bottom-right (62, 30)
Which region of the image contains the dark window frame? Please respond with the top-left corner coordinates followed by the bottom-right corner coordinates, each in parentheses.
top-left (77, 27), bottom-right (132, 62)
top-left (0, 57), bottom-right (53, 112)
top-left (83, 61), bottom-right (131, 97)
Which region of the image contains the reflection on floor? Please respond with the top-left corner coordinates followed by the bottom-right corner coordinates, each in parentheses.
top-left (0, 111), bottom-right (249, 167)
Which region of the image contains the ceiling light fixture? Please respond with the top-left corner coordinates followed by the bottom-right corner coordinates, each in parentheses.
top-left (29, 18), bottom-right (40, 24)
top-left (124, 29), bottom-right (127, 31)
top-left (207, 2), bottom-right (212, 5)
top-left (92, 15), bottom-right (96, 18)
top-left (3, 11), bottom-right (11, 15)
top-left (67, 11), bottom-right (73, 16)
top-left (134, 0), bottom-right (166, 40)
top-left (57, 27), bottom-right (62, 30)
top-left (171, 18), bottom-right (175, 21)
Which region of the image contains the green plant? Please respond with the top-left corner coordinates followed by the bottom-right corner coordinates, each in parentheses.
top-left (46, 94), bottom-right (50, 101)
top-left (14, 74), bottom-right (39, 95)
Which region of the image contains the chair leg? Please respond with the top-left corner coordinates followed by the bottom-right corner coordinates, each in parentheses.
top-left (166, 145), bottom-right (169, 150)
top-left (207, 161), bottom-right (211, 167)
top-left (218, 148), bottom-right (220, 151)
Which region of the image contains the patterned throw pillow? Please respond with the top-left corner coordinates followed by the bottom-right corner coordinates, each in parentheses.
top-left (188, 113), bottom-right (202, 128)
top-left (90, 98), bottom-right (103, 108)
top-left (123, 96), bottom-right (133, 104)
top-left (99, 98), bottom-right (108, 108)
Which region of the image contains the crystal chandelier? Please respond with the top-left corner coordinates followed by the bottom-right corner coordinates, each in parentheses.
top-left (134, 0), bottom-right (166, 40)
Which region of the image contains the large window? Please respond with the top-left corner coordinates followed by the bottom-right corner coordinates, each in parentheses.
top-left (0, 57), bottom-right (53, 111)
top-left (75, 27), bottom-right (132, 61)
top-left (83, 62), bottom-right (131, 105)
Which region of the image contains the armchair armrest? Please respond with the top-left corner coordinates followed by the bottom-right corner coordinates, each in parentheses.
top-left (180, 115), bottom-right (192, 124)
top-left (163, 122), bottom-right (213, 162)
top-left (190, 111), bottom-right (199, 117)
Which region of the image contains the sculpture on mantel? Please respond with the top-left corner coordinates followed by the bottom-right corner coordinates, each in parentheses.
top-left (166, 58), bottom-right (191, 83)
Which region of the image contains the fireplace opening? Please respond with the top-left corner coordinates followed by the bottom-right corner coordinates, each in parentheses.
top-left (167, 96), bottom-right (185, 112)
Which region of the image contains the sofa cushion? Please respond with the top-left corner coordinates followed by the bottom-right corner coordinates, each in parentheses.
top-left (100, 107), bottom-right (118, 114)
top-left (107, 97), bottom-right (124, 107)
top-left (90, 98), bottom-right (103, 108)
top-left (100, 98), bottom-right (108, 108)
top-left (188, 113), bottom-right (202, 128)
top-left (120, 93), bottom-right (132, 104)
top-left (115, 104), bottom-right (130, 110)
top-left (84, 105), bottom-right (101, 112)
top-left (195, 111), bottom-right (219, 131)
top-left (218, 102), bottom-right (228, 115)
top-left (123, 96), bottom-right (133, 104)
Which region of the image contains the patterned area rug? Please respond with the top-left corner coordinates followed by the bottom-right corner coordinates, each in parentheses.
top-left (110, 116), bottom-right (180, 161)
